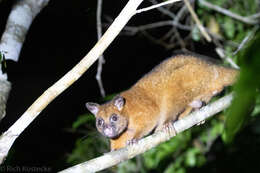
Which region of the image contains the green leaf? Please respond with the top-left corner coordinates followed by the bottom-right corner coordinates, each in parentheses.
top-left (67, 134), bottom-right (108, 165)
top-left (196, 154), bottom-right (206, 167)
top-left (223, 17), bottom-right (236, 39)
top-left (184, 148), bottom-right (200, 167)
top-left (252, 94), bottom-right (260, 116)
top-left (102, 93), bottom-right (117, 102)
top-left (117, 160), bottom-right (140, 173)
top-left (143, 131), bottom-right (191, 169)
top-left (192, 26), bottom-right (201, 42)
top-left (222, 32), bottom-right (260, 144)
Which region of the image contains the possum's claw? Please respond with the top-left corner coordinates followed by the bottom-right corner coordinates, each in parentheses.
top-left (126, 138), bottom-right (139, 146)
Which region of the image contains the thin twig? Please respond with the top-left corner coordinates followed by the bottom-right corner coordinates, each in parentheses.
top-left (148, 0), bottom-right (176, 19)
top-left (124, 20), bottom-right (191, 35)
top-left (183, 0), bottom-right (211, 42)
top-left (136, 0), bottom-right (182, 14)
top-left (59, 93), bottom-right (233, 173)
top-left (199, 0), bottom-right (258, 25)
top-left (216, 25), bottom-right (258, 69)
top-left (233, 26), bottom-right (259, 56)
top-left (96, 0), bottom-right (106, 97)
top-left (142, 31), bottom-right (176, 49)
top-left (248, 12), bottom-right (260, 19)
top-left (215, 48), bottom-right (239, 69)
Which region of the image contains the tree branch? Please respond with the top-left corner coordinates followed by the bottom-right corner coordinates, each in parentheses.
top-left (232, 26), bottom-right (259, 56)
top-left (0, 0), bottom-right (50, 62)
top-left (0, 80), bottom-right (11, 121)
top-left (96, 0), bottom-right (106, 98)
top-left (148, 0), bottom-right (176, 19)
top-left (136, 0), bottom-right (181, 14)
top-left (215, 48), bottom-right (239, 69)
top-left (0, 0), bottom-right (146, 164)
top-left (0, 0), bottom-right (49, 121)
top-left (123, 20), bottom-right (191, 35)
top-left (183, 0), bottom-right (211, 42)
top-left (59, 93), bottom-right (233, 173)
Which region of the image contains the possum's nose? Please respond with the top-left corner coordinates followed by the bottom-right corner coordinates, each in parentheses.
top-left (104, 125), bottom-right (115, 138)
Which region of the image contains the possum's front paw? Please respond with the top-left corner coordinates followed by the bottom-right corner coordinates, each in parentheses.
top-left (155, 122), bottom-right (176, 139)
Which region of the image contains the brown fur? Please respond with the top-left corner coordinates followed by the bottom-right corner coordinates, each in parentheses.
top-left (86, 55), bottom-right (239, 150)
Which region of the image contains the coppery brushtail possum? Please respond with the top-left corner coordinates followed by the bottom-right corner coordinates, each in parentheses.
top-left (86, 55), bottom-right (238, 150)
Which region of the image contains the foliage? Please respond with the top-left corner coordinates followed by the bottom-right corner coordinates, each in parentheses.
top-left (223, 32), bottom-right (260, 144)
top-left (197, 0), bottom-right (259, 59)
top-left (67, 113), bottom-right (109, 165)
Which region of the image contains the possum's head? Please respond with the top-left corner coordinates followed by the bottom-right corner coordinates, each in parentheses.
top-left (86, 95), bottom-right (128, 139)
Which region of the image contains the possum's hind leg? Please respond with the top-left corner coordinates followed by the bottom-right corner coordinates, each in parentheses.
top-left (178, 99), bottom-right (205, 119)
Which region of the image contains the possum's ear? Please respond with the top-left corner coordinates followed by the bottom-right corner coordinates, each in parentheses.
top-left (114, 95), bottom-right (125, 111)
top-left (86, 102), bottom-right (99, 116)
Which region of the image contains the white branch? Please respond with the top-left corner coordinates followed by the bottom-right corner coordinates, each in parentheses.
top-left (0, 0), bottom-right (50, 62)
top-left (136, 0), bottom-right (181, 14)
top-left (0, 64), bottom-right (7, 80)
top-left (0, 0), bottom-right (145, 164)
top-left (59, 93), bottom-right (233, 173)
top-left (148, 0), bottom-right (176, 19)
top-left (0, 79), bottom-right (11, 120)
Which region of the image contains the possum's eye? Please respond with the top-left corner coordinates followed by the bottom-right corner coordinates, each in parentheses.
top-left (110, 114), bottom-right (118, 122)
top-left (97, 118), bottom-right (104, 126)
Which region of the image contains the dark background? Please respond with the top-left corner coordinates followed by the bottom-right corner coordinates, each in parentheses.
top-left (1, 0), bottom-right (257, 172)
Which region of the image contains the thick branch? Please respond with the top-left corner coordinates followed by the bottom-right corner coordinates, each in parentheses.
top-left (59, 94), bottom-right (233, 173)
top-left (0, 0), bottom-right (50, 62)
top-left (0, 0), bottom-right (145, 164)
top-left (0, 80), bottom-right (11, 121)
